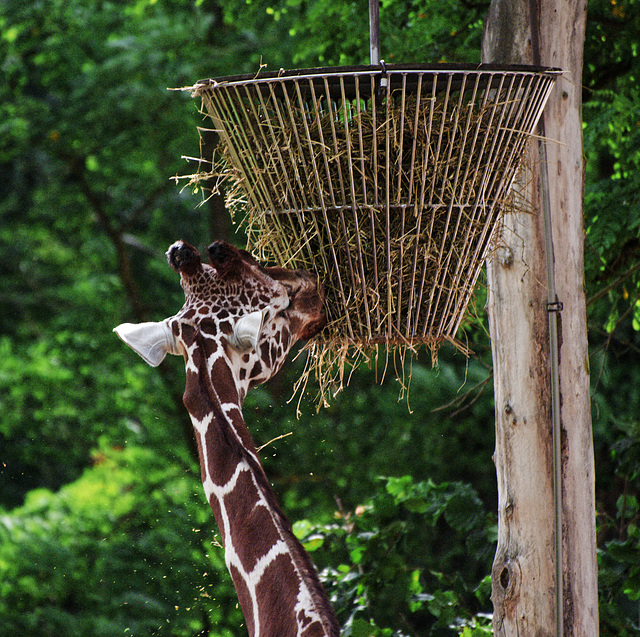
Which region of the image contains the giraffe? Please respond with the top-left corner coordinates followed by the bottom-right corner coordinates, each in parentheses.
top-left (114, 240), bottom-right (339, 637)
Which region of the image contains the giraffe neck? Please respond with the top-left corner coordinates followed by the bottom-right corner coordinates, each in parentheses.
top-left (183, 334), bottom-right (339, 637)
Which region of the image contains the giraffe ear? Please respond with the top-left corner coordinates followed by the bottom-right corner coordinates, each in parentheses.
top-left (228, 309), bottom-right (265, 351)
top-left (113, 321), bottom-right (179, 367)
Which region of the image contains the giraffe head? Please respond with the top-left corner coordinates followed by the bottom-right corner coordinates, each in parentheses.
top-left (114, 240), bottom-right (326, 403)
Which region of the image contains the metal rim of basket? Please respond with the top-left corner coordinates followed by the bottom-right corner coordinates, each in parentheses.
top-left (194, 62), bottom-right (561, 94)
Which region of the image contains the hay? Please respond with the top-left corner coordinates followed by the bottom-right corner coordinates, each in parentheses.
top-left (185, 65), bottom-right (558, 402)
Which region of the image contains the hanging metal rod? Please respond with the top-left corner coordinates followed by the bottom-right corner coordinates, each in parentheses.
top-left (539, 112), bottom-right (564, 637)
top-left (369, 0), bottom-right (380, 65)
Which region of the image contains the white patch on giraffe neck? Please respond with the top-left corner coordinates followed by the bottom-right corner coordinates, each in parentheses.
top-left (200, 451), bottom-right (330, 637)
top-left (206, 460), bottom-right (262, 635)
top-left (189, 411), bottom-right (218, 498)
top-left (183, 340), bottom-right (200, 375)
top-left (205, 349), bottom-right (225, 374)
top-left (190, 411), bottom-right (213, 437)
top-left (249, 539), bottom-right (289, 583)
top-left (295, 589), bottom-right (326, 634)
top-left (219, 402), bottom-right (261, 466)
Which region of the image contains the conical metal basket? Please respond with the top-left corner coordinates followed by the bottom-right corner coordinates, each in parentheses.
top-left (191, 63), bottom-right (559, 372)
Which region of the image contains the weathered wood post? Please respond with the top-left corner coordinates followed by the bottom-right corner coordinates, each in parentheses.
top-left (482, 0), bottom-right (598, 634)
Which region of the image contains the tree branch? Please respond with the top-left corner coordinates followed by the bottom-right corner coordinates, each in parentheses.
top-left (587, 260), bottom-right (640, 307)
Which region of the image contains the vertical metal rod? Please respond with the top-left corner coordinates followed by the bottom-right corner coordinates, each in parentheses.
top-left (529, 0), bottom-right (563, 633)
top-left (369, 0), bottom-right (380, 65)
top-left (539, 115), bottom-right (564, 637)
top-left (529, 0), bottom-right (564, 637)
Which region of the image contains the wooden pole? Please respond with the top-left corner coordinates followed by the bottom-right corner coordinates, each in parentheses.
top-left (482, 0), bottom-right (597, 634)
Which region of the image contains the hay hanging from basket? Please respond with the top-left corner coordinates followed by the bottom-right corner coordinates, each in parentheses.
top-left (183, 64), bottom-right (559, 403)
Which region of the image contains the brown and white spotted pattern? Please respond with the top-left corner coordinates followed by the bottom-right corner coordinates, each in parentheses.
top-left (114, 240), bottom-right (338, 637)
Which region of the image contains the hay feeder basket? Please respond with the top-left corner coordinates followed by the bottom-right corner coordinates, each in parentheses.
top-left (191, 63), bottom-right (559, 385)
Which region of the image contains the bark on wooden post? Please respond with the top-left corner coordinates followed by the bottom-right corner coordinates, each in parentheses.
top-left (482, 0), bottom-right (598, 634)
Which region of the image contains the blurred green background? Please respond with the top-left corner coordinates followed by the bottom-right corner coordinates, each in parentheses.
top-left (1, 0), bottom-right (639, 634)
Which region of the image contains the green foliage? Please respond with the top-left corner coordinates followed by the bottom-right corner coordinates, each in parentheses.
top-left (0, 0), bottom-right (639, 634)
top-left (0, 326), bottom-right (193, 506)
top-left (248, 346), bottom-right (496, 524)
top-left (598, 491), bottom-right (640, 636)
top-left (583, 0), bottom-right (640, 335)
top-left (591, 343), bottom-right (640, 634)
top-left (221, 0), bottom-right (486, 68)
top-left (294, 475), bottom-right (495, 635)
top-left (581, 5), bottom-right (640, 626)
top-left (589, 295), bottom-right (640, 624)
top-left (0, 0), bottom-right (216, 505)
top-left (0, 445), bottom-right (242, 636)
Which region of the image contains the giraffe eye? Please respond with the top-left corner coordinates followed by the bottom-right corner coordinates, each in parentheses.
top-left (276, 299), bottom-right (291, 318)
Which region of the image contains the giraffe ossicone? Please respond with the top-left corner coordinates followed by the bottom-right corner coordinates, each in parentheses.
top-left (114, 240), bottom-right (339, 637)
